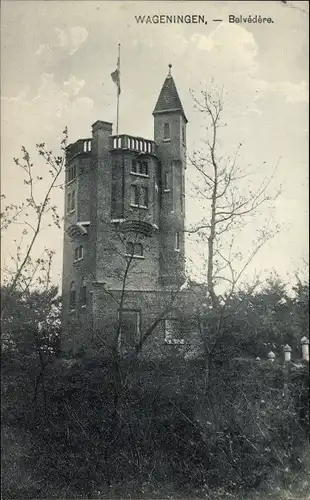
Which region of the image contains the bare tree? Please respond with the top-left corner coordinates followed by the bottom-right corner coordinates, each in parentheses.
top-left (1, 132), bottom-right (67, 417)
top-left (1, 129), bottom-right (67, 318)
top-left (186, 86), bottom-right (281, 378)
top-left (188, 87), bottom-right (280, 305)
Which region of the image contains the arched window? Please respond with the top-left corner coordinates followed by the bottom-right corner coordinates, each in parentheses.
top-left (80, 277), bottom-right (87, 307)
top-left (164, 123), bottom-right (170, 140)
top-left (69, 281), bottom-right (76, 310)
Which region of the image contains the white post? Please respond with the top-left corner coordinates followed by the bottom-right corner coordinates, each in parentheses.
top-left (301, 337), bottom-right (309, 361)
top-left (268, 351), bottom-right (275, 362)
top-left (283, 344), bottom-right (292, 363)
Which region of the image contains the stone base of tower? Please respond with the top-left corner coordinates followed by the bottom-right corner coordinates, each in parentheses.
top-left (61, 286), bottom-right (204, 360)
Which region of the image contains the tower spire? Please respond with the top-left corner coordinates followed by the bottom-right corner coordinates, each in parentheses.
top-left (153, 67), bottom-right (188, 123)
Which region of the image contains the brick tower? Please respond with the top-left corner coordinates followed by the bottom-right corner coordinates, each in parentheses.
top-left (62, 66), bottom-right (188, 355)
top-left (153, 63), bottom-right (187, 285)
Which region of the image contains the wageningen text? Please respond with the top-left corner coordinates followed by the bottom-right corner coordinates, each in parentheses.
top-left (134, 15), bottom-right (275, 25)
top-left (135, 15), bottom-right (208, 25)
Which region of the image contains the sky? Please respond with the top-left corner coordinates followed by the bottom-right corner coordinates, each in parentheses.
top-left (1, 0), bottom-right (309, 290)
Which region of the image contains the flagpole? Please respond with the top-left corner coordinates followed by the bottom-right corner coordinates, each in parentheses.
top-left (116, 43), bottom-right (120, 136)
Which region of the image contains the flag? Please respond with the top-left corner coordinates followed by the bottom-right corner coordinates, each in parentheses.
top-left (111, 56), bottom-right (121, 96)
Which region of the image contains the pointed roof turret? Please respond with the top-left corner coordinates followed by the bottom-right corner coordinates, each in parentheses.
top-left (153, 64), bottom-right (188, 123)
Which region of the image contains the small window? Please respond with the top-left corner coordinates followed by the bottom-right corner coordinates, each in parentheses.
top-left (71, 190), bottom-right (76, 212)
top-left (132, 160), bottom-right (148, 176)
top-left (74, 245), bottom-right (83, 262)
top-left (164, 123), bottom-right (170, 140)
top-left (125, 242), bottom-right (143, 258)
top-left (131, 159), bottom-right (137, 173)
top-left (180, 185), bottom-right (184, 214)
top-left (67, 191), bottom-right (75, 213)
top-left (67, 165), bottom-right (77, 183)
top-left (72, 165), bottom-right (77, 181)
top-left (67, 192), bottom-right (71, 213)
top-left (175, 232), bottom-right (180, 251)
top-left (69, 281), bottom-right (76, 311)
top-left (141, 161), bottom-right (148, 176)
top-left (131, 185), bottom-right (148, 208)
top-left (141, 186), bottom-right (148, 207)
top-left (80, 278), bottom-right (86, 307)
top-left (135, 243), bottom-right (143, 257)
top-left (126, 241), bottom-right (134, 256)
top-left (164, 172), bottom-right (169, 191)
top-left (131, 185), bottom-right (139, 206)
top-left (182, 125), bottom-right (186, 145)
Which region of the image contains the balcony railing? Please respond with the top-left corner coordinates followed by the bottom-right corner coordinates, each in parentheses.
top-left (110, 135), bottom-right (157, 155)
top-left (66, 134), bottom-right (157, 158)
top-left (66, 139), bottom-right (92, 159)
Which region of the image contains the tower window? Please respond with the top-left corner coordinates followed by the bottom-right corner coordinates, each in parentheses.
top-left (126, 241), bottom-right (134, 256)
top-left (131, 185), bottom-right (148, 208)
top-left (131, 184), bottom-right (139, 206)
top-left (80, 277), bottom-right (87, 307)
top-left (141, 186), bottom-right (148, 207)
top-left (164, 123), bottom-right (170, 141)
top-left (67, 165), bottom-right (77, 184)
top-left (131, 159), bottom-right (137, 173)
top-left (164, 172), bottom-right (170, 191)
top-left (182, 125), bottom-right (186, 145)
top-left (67, 190), bottom-right (76, 213)
top-left (131, 160), bottom-right (149, 177)
top-left (71, 190), bottom-right (76, 211)
top-left (69, 281), bottom-right (76, 311)
top-left (74, 245), bottom-right (83, 262)
top-left (175, 232), bottom-right (180, 251)
top-left (141, 161), bottom-right (148, 176)
top-left (135, 243), bottom-right (143, 257)
top-left (125, 241), bottom-right (144, 258)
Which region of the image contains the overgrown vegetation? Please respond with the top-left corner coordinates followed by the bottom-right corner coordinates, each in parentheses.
top-left (2, 279), bottom-right (309, 499)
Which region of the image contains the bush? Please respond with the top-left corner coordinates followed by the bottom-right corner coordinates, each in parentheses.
top-left (2, 352), bottom-right (309, 499)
